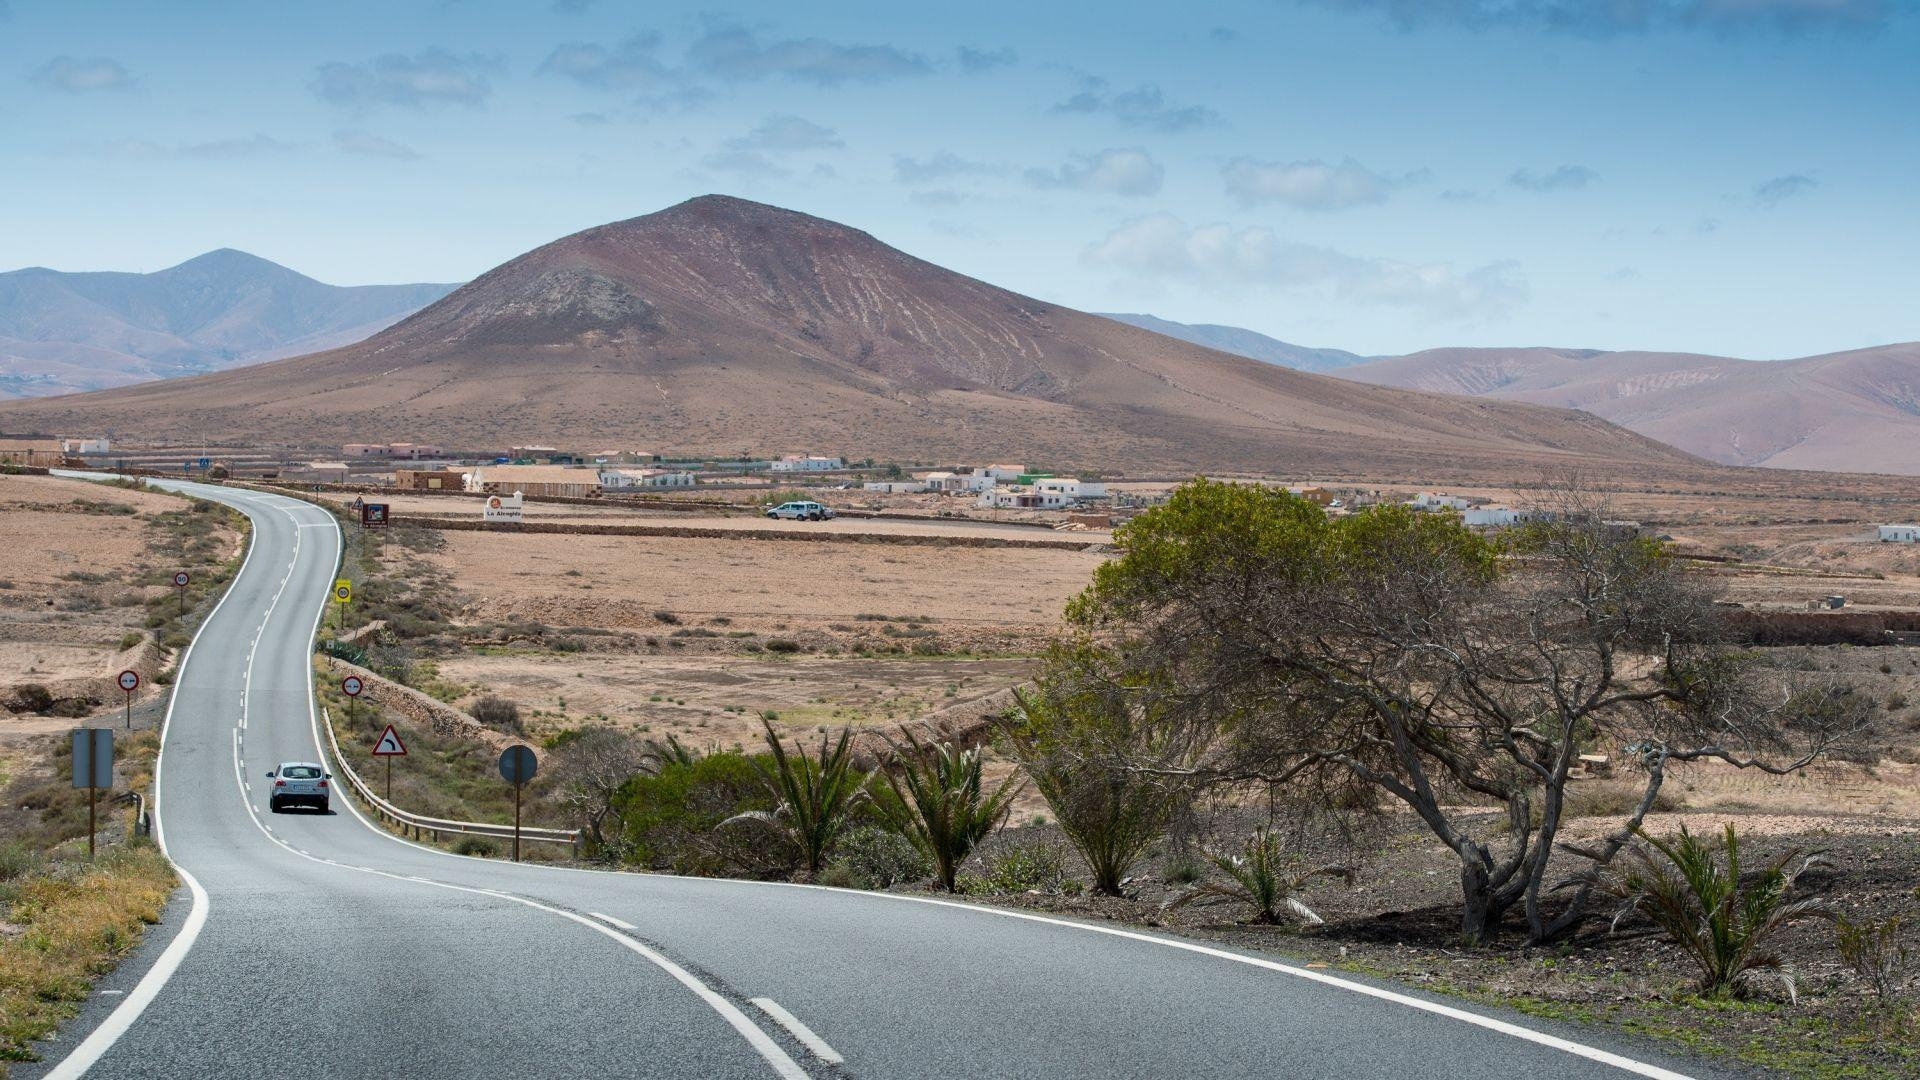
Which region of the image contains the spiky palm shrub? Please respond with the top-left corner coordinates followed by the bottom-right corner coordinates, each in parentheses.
top-left (879, 732), bottom-right (1023, 891)
top-left (1595, 823), bottom-right (1830, 997)
top-left (726, 719), bottom-right (869, 881)
top-left (1166, 829), bottom-right (1349, 925)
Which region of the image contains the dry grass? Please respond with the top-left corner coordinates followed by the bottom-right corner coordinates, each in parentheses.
top-left (0, 844), bottom-right (176, 1072)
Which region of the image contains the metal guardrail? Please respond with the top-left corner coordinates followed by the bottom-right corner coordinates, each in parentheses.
top-left (321, 708), bottom-right (580, 853)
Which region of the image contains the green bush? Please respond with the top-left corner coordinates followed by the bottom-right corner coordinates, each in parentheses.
top-left (615, 752), bottom-right (792, 877)
top-left (470, 696), bottom-right (526, 736)
top-left (765, 638), bottom-right (802, 654)
top-left (960, 834), bottom-right (1077, 895)
top-left (819, 826), bottom-right (929, 890)
top-left (452, 836), bottom-right (499, 857)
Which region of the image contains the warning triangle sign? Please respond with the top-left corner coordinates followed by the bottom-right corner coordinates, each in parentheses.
top-left (372, 724), bottom-right (408, 757)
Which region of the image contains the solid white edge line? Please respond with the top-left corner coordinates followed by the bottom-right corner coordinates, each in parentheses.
top-left (270, 487), bottom-right (1692, 1080)
top-left (750, 998), bottom-right (845, 1066)
top-left (587, 911), bottom-right (637, 931)
top-left (39, 473), bottom-right (264, 1080)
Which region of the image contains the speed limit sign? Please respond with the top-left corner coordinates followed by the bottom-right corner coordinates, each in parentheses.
top-left (117, 670), bottom-right (140, 693)
top-left (342, 675), bottom-right (364, 697)
top-left (173, 571), bottom-right (190, 588)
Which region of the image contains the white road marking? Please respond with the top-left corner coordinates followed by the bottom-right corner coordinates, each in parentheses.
top-left (751, 998), bottom-right (845, 1066)
top-left (588, 912), bottom-right (637, 931)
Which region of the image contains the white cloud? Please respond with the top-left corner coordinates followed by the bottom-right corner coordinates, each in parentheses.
top-left (1025, 148), bottom-right (1163, 196)
top-left (688, 19), bottom-right (929, 86)
top-left (311, 49), bottom-right (498, 110)
top-left (1753, 173), bottom-right (1817, 206)
top-left (1222, 157), bottom-right (1401, 210)
top-left (1299, 0), bottom-right (1895, 34)
top-left (726, 115), bottom-right (843, 153)
top-left (1053, 78), bottom-right (1219, 132)
top-left (332, 129), bottom-right (419, 160)
top-left (893, 152), bottom-right (1001, 184)
top-left (1085, 213), bottom-right (1526, 321)
top-left (32, 56), bottom-right (133, 93)
top-left (1508, 164), bottom-right (1599, 192)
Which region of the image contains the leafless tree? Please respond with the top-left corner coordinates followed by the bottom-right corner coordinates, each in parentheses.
top-left (549, 727), bottom-right (652, 857)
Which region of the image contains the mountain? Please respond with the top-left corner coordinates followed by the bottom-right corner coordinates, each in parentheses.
top-left (0, 196), bottom-right (1698, 481)
top-left (1095, 313), bottom-right (1368, 373)
top-left (1337, 343), bottom-right (1920, 474)
top-left (0, 250), bottom-right (456, 399)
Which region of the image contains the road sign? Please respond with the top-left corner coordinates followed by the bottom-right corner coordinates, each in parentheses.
top-left (117, 670), bottom-right (140, 693)
top-left (372, 724), bottom-right (406, 756)
top-left (342, 675), bottom-right (364, 698)
top-left (498, 745), bottom-right (537, 785)
top-left (197, 457), bottom-right (211, 470)
top-left (72, 728), bottom-right (112, 858)
top-left (173, 571), bottom-right (190, 588)
top-left (360, 503), bottom-right (389, 529)
top-left (333, 580), bottom-right (353, 604)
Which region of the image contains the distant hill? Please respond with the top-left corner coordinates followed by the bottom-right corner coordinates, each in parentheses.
top-left (1337, 344), bottom-right (1920, 475)
top-left (1097, 313), bottom-right (1369, 373)
top-left (0, 196), bottom-right (1698, 481)
top-left (0, 250), bottom-right (456, 399)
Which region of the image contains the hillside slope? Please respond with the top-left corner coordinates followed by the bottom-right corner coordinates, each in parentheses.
top-left (0, 250), bottom-right (455, 398)
top-left (0, 197), bottom-right (1698, 480)
top-left (1095, 313), bottom-right (1368, 373)
top-left (1339, 344), bottom-right (1920, 474)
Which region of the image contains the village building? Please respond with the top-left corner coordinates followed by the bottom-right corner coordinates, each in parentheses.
top-left (977, 479), bottom-right (1107, 510)
top-left (284, 461), bottom-right (352, 484)
top-left (1285, 485), bottom-right (1333, 506)
top-left (1462, 506), bottom-right (1524, 528)
top-left (60, 436), bottom-right (111, 455)
top-left (599, 467), bottom-right (695, 489)
top-left (342, 442), bottom-right (444, 459)
top-left (0, 438), bottom-right (66, 467)
top-left (918, 471), bottom-right (968, 494)
top-left (467, 465), bottom-right (601, 499)
top-left (982, 463), bottom-right (1026, 481)
top-left (1879, 525), bottom-right (1920, 543)
top-left (1409, 492), bottom-right (1473, 512)
top-left (863, 481), bottom-right (928, 494)
top-left (393, 468), bottom-right (470, 491)
top-left (771, 454), bottom-right (844, 472)
top-left (592, 450), bottom-right (656, 465)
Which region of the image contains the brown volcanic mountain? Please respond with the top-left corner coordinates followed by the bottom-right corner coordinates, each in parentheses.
top-left (0, 196), bottom-right (1697, 478)
top-left (1339, 343), bottom-right (1920, 474)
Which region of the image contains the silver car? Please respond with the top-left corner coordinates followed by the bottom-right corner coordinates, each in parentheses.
top-left (766, 500), bottom-right (834, 521)
top-left (267, 761), bottom-right (332, 813)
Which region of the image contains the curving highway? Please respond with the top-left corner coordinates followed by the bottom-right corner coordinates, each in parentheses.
top-left (32, 477), bottom-right (1741, 1079)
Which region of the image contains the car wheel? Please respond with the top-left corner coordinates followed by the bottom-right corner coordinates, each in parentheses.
top-left (319, 800), bottom-right (331, 815)
top-left (268, 798), bottom-right (281, 813)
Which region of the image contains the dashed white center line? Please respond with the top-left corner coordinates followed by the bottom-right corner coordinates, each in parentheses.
top-left (751, 998), bottom-right (844, 1065)
top-left (588, 912), bottom-right (636, 931)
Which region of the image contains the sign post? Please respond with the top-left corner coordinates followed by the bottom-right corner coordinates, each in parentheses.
top-left (117, 670), bottom-right (140, 729)
top-left (71, 728), bottom-right (113, 858)
top-left (498, 745), bottom-right (538, 862)
top-left (371, 721), bottom-right (406, 801)
top-left (332, 579), bottom-right (352, 635)
top-left (173, 571), bottom-right (190, 617)
top-left (341, 674), bottom-right (364, 729)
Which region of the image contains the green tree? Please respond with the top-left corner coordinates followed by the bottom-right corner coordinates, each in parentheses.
top-left (878, 732), bottom-right (1023, 891)
top-left (727, 719), bottom-right (870, 881)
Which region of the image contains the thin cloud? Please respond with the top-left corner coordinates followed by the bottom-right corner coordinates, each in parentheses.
top-left (1026, 148), bottom-right (1163, 197)
top-left (1753, 173), bottom-right (1817, 206)
top-left (1295, 0), bottom-right (1897, 35)
top-left (688, 18), bottom-right (930, 86)
top-left (539, 34), bottom-right (675, 91)
top-left (332, 129), bottom-right (419, 160)
top-left (1223, 156), bottom-right (1405, 210)
top-left (1085, 212), bottom-right (1527, 321)
top-left (700, 149), bottom-right (790, 180)
top-left (1508, 164), bottom-right (1599, 192)
top-left (32, 56), bottom-right (134, 93)
top-left (311, 49), bottom-right (498, 110)
top-left (78, 133), bottom-right (294, 159)
top-left (1054, 78), bottom-right (1219, 133)
top-left (893, 152), bottom-right (1001, 184)
top-left (725, 115), bottom-right (843, 153)
top-left (956, 46), bottom-right (1017, 72)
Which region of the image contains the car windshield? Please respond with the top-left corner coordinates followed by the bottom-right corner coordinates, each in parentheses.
top-left (282, 765), bottom-right (322, 779)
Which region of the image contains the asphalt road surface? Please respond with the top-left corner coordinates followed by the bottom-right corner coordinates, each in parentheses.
top-left (32, 476), bottom-right (1744, 1080)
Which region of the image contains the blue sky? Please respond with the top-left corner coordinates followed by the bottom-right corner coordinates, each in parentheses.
top-left (2, 0), bottom-right (1915, 358)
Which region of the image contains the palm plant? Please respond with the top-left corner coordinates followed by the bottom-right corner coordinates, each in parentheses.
top-left (726, 719), bottom-right (869, 880)
top-left (878, 731), bottom-right (1023, 891)
top-left (1165, 829), bottom-right (1349, 925)
top-left (1594, 823), bottom-right (1830, 997)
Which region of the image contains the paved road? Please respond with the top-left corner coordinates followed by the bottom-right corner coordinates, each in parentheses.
top-left (37, 477), bottom-right (1740, 1079)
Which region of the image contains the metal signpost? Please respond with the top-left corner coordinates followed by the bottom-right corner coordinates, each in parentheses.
top-left (333, 578), bottom-right (352, 634)
top-left (173, 570), bottom-right (190, 616)
top-left (117, 669), bottom-right (140, 729)
top-left (341, 674), bottom-right (364, 728)
top-left (71, 728), bottom-right (113, 858)
top-left (360, 503), bottom-right (389, 530)
top-left (498, 745), bottom-right (539, 862)
top-left (371, 721), bottom-right (405, 801)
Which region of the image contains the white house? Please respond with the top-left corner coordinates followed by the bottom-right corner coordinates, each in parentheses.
top-left (1409, 492), bottom-right (1472, 512)
top-left (1035, 478), bottom-right (1108, 502)
top-left (962, 469), bottom-right (999, 492)
top-left (1463, 506), bottom-right (1523, 528)
top-left (771, 454), bottom-right (843, 473)
top-left (919, 471), bottom-right (968, 493)
top-left (1879, 525), bottom-right (1920, 543)
top-left (600, 468), bottom-right (694, 489)
top-left (60, 436), bottom-right (111, 455)
top-left (983, 463), bottom-right (1026, 481)
top-left (863, 481), bottom-right (927, 494)
top-left (978, 481), bottom-right (1105, 510)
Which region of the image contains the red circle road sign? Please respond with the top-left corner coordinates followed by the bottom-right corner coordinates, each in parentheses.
top-left (118, 670), bottom-right (140, 692)
top-left (173, 571), bottom-right (190, 588)
top-left (341, 675), bottom-right (364, 698)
